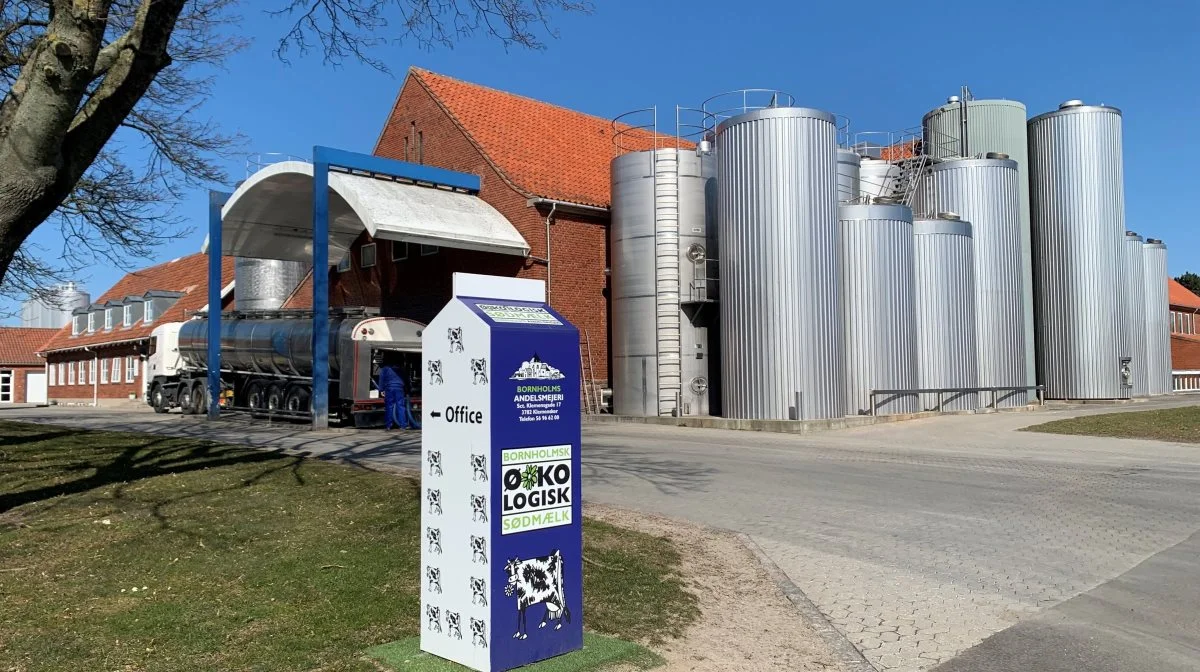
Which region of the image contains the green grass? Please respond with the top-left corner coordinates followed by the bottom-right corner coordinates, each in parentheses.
top-left (1022, 405), bottom-right (1200, 443)
top-left (366, 633), bottom-right (662, 671)
top-left (0, 421), bottom-right (697, 671)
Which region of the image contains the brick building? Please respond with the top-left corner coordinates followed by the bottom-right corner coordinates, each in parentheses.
top-left (1169, 279), bottom-right (1200, 389)
top-left (0, 327), bottom-right (57, 404)
top-left (38, 253), bottom-right (233, 406)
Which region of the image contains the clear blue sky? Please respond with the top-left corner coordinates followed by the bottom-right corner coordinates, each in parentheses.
top-left (5, 0), bottom-right (1198, 321)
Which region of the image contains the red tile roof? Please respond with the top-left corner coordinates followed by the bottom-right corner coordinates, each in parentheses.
top-left (1169, 278), bottom-right (1200, 310)
top-left (393, 67), bottom-right (686, 208)
top-left (0, 328), bottom-right (57, 365)
top-left (40, 253), bottom-right (234, 353)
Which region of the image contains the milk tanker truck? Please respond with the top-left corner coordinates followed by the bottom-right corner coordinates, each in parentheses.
top-left (144, 309), bottom-right (424, 426)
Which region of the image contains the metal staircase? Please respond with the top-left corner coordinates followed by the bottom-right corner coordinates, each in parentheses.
top-left (653, 149), bottom-right (682, 416)
top-left (894, 155), bottom-right (931, 207)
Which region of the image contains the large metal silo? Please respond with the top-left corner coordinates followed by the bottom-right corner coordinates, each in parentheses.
top-left (839, 204), bottom-right (918, 415)
top-left (19, 282), bottom-right (90, 328)
top-left (913, 157), bottom-right (1028, 406)
top-left (611, 148), bottom-right (716, 416)
top-left (1123, 232), bottom-right (1149, 397)
top-left (923, 98), bottom-right (1036, 402)
top-left (1029, 101), bottom-right (1126, 399)
top-left (914, 217), bottom-right (978, 411)
top-left (234, 258), bottom-right (309, 311)
top-left (717, 107), bottom-right (843, 420)
top-left (1143, 239), bottom-right (1172, 394)
top-left (837, 149), bottom-right (861, 203)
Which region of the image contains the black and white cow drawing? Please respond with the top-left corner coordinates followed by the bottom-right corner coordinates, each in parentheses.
top-left (426, 566), bottom-right (442, 593)
top-left (471, 494), bottom-right (488, 522)
top-left (426, 527), bottom-right (442, 554)
top-left (504, 550), bottom-right (570, 640)
top-left (426, 605), bottom-right (442, 633)
top-left (448, 327), bottom-right (464, 353)
top-left (427, 360), bottom-right (444, 385)
top-left (427, 488), bottom-right (442, 515)
top-left (470, 617), bottom-right (487, 648)
top-left (470, 454), bottom-right (487, 482)
top-left (470, 357), bottom-right (488, 385)
top-left (470, 576), bottom-right (488, 606)
top-left (446, 611), bottom-right (462, 640)
top-left (470, 535), bottom-right (487, 564)
top-left (427, 450), bottom-right (442, 477)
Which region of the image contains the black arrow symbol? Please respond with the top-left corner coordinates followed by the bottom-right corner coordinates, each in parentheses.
top-left (430, 411), bottom-right (442, 418)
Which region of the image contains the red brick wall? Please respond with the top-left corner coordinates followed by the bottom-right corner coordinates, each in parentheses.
top-left (1, 364), bottom-right (43, 403)
top-left (1171, 335), bottom-right (1200, 371)
top-left (46, 343), bottom-right (147, 401)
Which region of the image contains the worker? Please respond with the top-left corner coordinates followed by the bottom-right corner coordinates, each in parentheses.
top-left (379, 360), bottom-right (410, 431)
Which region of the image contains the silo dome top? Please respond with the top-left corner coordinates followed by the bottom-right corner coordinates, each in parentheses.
top-left (1146, 238), bottom-right (1165, 246)
top-left (938, 211), bottom-right (961, 220)
top-left (1059, 99), bottom-right (1085, 109)
top-left (947, 95), bottom-right (960, 104)
top-left (985, 152), bottom-right (1010, 160)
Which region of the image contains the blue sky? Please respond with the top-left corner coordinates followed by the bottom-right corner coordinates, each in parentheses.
top-left (4, 0), bottom-right (1198, 321)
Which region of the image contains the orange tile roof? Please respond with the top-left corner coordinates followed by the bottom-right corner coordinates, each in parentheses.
top-left (0, 327), bottom-right (57, 365)
top-left (40, 253), bottom-right (234, 353)
top-left (1169, 278), bottom-right (1200, 310)
top-left (394, 68), bottom-right (686, 208)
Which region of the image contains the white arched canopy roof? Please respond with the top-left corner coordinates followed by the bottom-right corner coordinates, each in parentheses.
top-left (218, 161), bottom-right (530, 262)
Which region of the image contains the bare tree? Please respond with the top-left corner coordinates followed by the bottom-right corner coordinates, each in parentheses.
top-left (0, 0), bottom-right (589, 309)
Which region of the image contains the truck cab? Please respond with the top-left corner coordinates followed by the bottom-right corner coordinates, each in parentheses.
top-left (147, 322), bottom-right (184, 379)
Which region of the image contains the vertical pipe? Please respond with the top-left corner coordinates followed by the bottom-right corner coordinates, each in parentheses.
top-left (311, 155), bottom-right (331, 430)
top-left (959, 87), bottom-right (969, 157)
top-left (207, 191), bottom-right (229, 420)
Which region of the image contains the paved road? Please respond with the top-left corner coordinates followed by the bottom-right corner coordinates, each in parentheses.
top-left (4, 400), bottom-right (1200, 671)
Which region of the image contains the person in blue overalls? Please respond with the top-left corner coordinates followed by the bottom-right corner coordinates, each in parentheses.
top-left (379, 359), bottom-right (410, 431)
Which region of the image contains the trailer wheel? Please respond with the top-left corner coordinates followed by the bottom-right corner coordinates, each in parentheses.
top-left (190, 381), bottom-right (208, 415)
top-left (266, 383), bottom-right (285, 413)
top-left (179, 384), bottom-right (195, 415)
top-left (284, 384), bottom-right (312, 415)
top-left (151, 383), bottom-right (168, 413)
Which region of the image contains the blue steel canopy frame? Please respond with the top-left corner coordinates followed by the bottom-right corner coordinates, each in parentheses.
top-left (207, 190), bottom-right (232, 420)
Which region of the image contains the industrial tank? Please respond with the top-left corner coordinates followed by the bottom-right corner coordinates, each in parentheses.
top-left (1029, 101), bottom-right (1126, 399)
top-left (923, 98), bottom-right (1036, 404)
top-left (914, 217), bottom-right (978, 411)
top-left (234, 258), bottom-right (309, 311)
top-left (913, 157), bottom-right (1028, 407)
top-left (858, 158), bottom-right (902, 200)
top-left (716, 107), bottom-right (843, 420)
top-left (178, 317), bottom-right (353, 377)
top-left (19, 282), bottom-right (90, 328)
top-left (1123, 232), bottom-right (1149, 397)
top-left (837, 149), bottom-right (861, 202)
top-left (610, 147), bottom-right (715, 416)
top-left (839, 204), bottom-right (918, 415)
top-left (1143, 239), bottom-right (1172, 395)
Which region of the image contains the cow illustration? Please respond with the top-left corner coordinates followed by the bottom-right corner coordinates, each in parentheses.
top-left (448, 327), bottom-right (464, 353)
top-left (426, 566), bottom-right (442, 593)
top-left (470, 617), bottom-right (487, 648)
top-left (426, 527), bottom-right (442, 554)
top-left (471, 494), bottom-right (488, 523)
top-left (470, 576), bottom-right (488, 606)
top-left (470, 535), bottom-right (487, 564)
top-left (427, 450), bottom-right (443, 477)
top-left (470, 357), bottom-right (488, 385)
top-left (504, 550), bottom-right (570, 640)
top-left (427, 360), bottom-right (444, 385)
top-left (427, 488), bottom-right (442, 515)
top-left (446, 611), bottom-right (462, 640)
top-left (426, 605), bottom-right (442, 633)
top-left (470, 454), bottom-right (487, 482)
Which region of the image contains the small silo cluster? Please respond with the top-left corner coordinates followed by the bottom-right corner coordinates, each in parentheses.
top-left (20, 282), bottom-right (90, 329)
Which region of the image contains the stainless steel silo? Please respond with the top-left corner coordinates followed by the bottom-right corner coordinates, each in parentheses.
top-left (611, 147), bottom-right (716, 416)
top-left (717, 107), bottom-right (843, 420)
top-left (1029, 101), bottom-right (1126, 399)
top-left (914, 217), bottom-right (978, 411)
top-left (858, 158), bottom-right (902, 200)
top-left (839, 203), bottom-right (918, 415)
top-left (923, 98), bottom-right (1036, 403)
top-left (913, 157), bottom-right (1028, 407)
top-left (234, 258), bottom-right (309, 311)
top-left (20, 282), bottom-right (90, 328)
top-left (1123, 232), bottom-right (1149, 397)
top-left (837, 149), bottom-right (861, 203)
top-left (1143, 239), bottom-right (1172, 395)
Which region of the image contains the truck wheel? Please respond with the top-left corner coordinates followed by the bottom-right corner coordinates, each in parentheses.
top-left (151, 384), bottom-right (169, 413)
top-left (179, 385), bottom-right (195, 415)
top-left (284, 384), bottom-right (312, 414)
top-left (190, 381), bottom-right (208, 415)
top-left (266, 383), bottom-right (285, 413)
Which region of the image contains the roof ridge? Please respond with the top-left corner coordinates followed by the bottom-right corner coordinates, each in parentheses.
top-left (412, 67), bottom-right (626, 129)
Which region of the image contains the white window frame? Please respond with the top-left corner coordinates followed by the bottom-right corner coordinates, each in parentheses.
top-left (111, 357), bottom-right (120, 384)
top-left (125, 356), bottom-right (137, 383)
top-left (420, 244), bottom-right (439, 257)
top-left (123, 304), bottom-right (133, 327)
top-left (87, 312), bottom-right (96, 333)
top-left (104, 308), bottom-right (113, 330)
top-left (68, 361), bottom-right (76, 385)
top-left (48, 365), bottom-right (56, 387)
top-left (336, 255), bottom-right (351, 273)
top-left (144, 300), bottom-right (155, 324)
top-left (100, 357), bottom-right (108, 384)
top-left (57, 363), bottom-right (64, 385)
top-left (72, 316), bottom-right (82, 336)
top-left (88, 359), bottom-right (96, 385)
top-left (392, 241), bottom-right (409, 261)
top-left (360, 243), bottom-right (377, 269)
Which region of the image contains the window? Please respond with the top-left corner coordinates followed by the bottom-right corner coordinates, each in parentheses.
top-left (392, 241), bottom-right (409, 261)
top-left (125, 356), bottom-right (137, 383)
top-left (360, 243), bottom-right (377, 268)
top-left (100, 358), bottom-right (108, 384)
top-left (86, 312), bottom-right (95, 333)
top-left (123, 304), bottom-right (133, 327)
top-left (88, 359), bottom-right (96, 385)
top-left (336, 255), bottom-right (351, 273)
top-left (404, 136), bottom-right (409, 162)
top-left (104, 308), bottom-right (113, 330)
top-left (48, 365), bottom-right (56, 387)
top-left (72, 315), bottom-right (82, 336)
top-left (420, 244), bottom-right (439, 257)
top-left (144, 300), bottom-right (155, 324)
top-left (57, 363), bottom-right (64, 385)
top-left (68, 362), bottom-right (76, 385)
top-left (418, 130), bottom-right (424, 164)
top-left (111, 357), bottom-right (120, 384)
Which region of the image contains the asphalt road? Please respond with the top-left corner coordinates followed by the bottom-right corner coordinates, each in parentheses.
top-left (4, 399), bottom-right (1199, 671)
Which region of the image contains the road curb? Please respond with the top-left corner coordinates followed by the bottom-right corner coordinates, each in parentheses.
top-left (737, 533), bottom-right (878, 672)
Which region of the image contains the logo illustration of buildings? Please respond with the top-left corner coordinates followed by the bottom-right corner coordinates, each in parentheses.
top-left (510, 354), bottom-right (565, 381)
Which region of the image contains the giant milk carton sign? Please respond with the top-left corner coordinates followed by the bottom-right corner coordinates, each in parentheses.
top-left (421, 273), bottom-right (583, 671)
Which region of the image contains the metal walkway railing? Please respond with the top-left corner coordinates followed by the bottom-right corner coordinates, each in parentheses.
top-left (869, 385), bottom-right (1045, 416)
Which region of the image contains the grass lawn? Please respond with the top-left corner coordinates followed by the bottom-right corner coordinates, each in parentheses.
top-left (1022, 405), bottom-right (1200, 443)
top-left (0, 421), bottom-right (697, 671)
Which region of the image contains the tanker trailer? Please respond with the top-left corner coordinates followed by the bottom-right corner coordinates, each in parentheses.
top-left (145, 310), bottom-right (425, 426)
